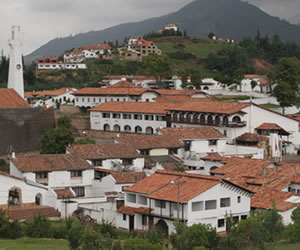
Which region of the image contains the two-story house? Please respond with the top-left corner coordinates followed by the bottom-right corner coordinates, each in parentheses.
top-left (117, 170), bottom-right (252, 234)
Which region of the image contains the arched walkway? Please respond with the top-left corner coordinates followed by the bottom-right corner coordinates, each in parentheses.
top-left (156, 219), bottom-right (169, 237)
top-left (232, 116), bottom-right (241, 123)
top-left (113, 124), bottom-right (120, 132)
top-left (103, 124), bottom-right (110, 131)
top-left (135, 126), bottom-right (142, 133)
top-left (146, 127), bottom-right (154, 134)
top-left (124, 125), bottom-right (131, 132)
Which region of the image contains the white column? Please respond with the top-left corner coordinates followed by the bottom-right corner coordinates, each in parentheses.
top-left (8, 26), bottom-right (24, 98)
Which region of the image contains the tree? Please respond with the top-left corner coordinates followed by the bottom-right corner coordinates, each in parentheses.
top-left (40, 127), bottom-right (74, 154)
top-left (170, 222), bottom-right (219, 250)
top-left (57, 116), bottom-right (72, 129)
top-left (208, 32), bottom-right (215, 39)
top-left (67, 219), bottom-right (82, 250)
top-left (142, 54), bottom-right (173, 88)
top-left (123, 237), bottom-right (162, 250)
top-left (262, 206), bottom-right (284, 243)
top-left (284, 206), bottom-right (300, 242)
top-left (272, 81), bottom-right (297, 114)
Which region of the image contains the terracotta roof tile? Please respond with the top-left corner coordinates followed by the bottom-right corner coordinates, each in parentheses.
top-left (111, 172), bottom-right (146, 184)
top-left (201, 153), bottom-right (223, 161)
top-left (8, 206), bottom-right (61, 220)
top-left (12, 154), bottom-right (92, 172)
top-left (25, 88), bottom-right (73, 97)
top-left (125, 170), bottom-right (222, 201)
top-left (0, 89), bottom-right (30, 108)
top-left (54, 188), bottom-right (75, 199)
top-left (235, 133), bottom-right (269, 143)
top-left (117, 206), bottom-right (152, 215)
top-left (211, 158), bottom-right (300, 211)
top-left (73, 87), bottom-right (148, 96)
top-left (168, 99), bottom-right (249, 115)
top-left (117, 135), bottom-right (184, 150)
top-left (67, 143), bottom-right (142, 160)
top-left (108, 81), bottom-right (137, 88)
top-left (256, 123), bottom-right (284, 130)
top-left (155, 89), bottom-right (205, 96)
top-left (159, 127), bottom-right (226, 139)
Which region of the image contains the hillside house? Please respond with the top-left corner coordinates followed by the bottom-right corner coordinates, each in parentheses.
top-left (117, 170), bottom-right (252, 234)
top-left (37, 57), bottom-right (86, 70)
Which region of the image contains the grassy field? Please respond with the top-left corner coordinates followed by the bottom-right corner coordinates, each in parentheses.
top-left (0, 237), bottom-right (69, 250)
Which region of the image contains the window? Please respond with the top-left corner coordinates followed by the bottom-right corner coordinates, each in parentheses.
top-left (93, 98), bottom-right (96, 102)
top-left (93, 159), bottom-right (103, 166)
top-left (208, 140), bottom-right (217, 146)
top-left (113, 113), bottom-right (121, 119)
top-left (127, 193), bottom-right (136, 203)
top-left (72, 187), bottom-right (85, 197)
top-left (134, 114), bottom-right (142, 120)
top-left (82, 98), bottom-right (84, 102)
top-left (169, 148), bottom-right (178, 154)
top-left (76, 98), bottom-right (78, 102)
top-left (70, 170), bottom-right (82, 177)
top-left (192, 201), bottom-right (203, 212)
top-left (220, 198), bottom-right (230, 207)
top-left (218, 219), bottom-right (225, 228)
top-left (205, 200), bottom-right (217, 210)
top-left (241, 215), bottom-right (247, 220)
top-left (123, 159), bottom-right (133, 165)
top-left (87, 98), bottom-right (90, 102)
top-left (184, 141), bottom-right (191, 151)
top-left (233, 216), bottom-right (239, 223)
top-left (123, 114), bottom-right (132, 119)
top-left (142, 215), bottom-right (147, 226)
top-left (145, 115), bottom-right (154, 121)
top-left (138, 195), bottom-right (147, 205)
top-left (156, 116), bottom-right (165, 121)
top-left (36, 172), bottom-right (48, 179)
top-left (103, 113), bottom-right (110, 118)
top-left (237, 196), bottom-right (241, 203)
top-left (224, 130), bottom-right (227, 136)
top-left (140, 150), bottom-right (149, 155)
top-left (123, 214), bottom-right (127, 221)
top-left (155, 200), bottom-right (166, 209)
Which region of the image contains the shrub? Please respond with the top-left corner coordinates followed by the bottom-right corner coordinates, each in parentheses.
top-left (26, 213), bottom-right (51, 238)
top-left (67, 218), bottom-right (82, 250)
top-left (123, 237), bottom-right (162, 250)
top-left (146, 228), bottom-right (162, 245)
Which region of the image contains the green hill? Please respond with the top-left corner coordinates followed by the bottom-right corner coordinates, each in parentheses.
top-left (25, 0), bottom-right (300, 63)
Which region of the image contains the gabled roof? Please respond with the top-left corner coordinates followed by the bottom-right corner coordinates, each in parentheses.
top-left (155, 89), bottom-right (205, 96)
top-left (167, 99), bottom-right (249, 115)
top-left (0, 89), bottom-right (30, 108)
top-left (11, 154), bottom-right (92, 172)
top-left (235, 133), bottom-right (268, 143)
top-left (256, 123), bottom-right (290, 135)
top-left (108, 81), bottom-right (137, 88)
top-left (67, 143), bottom-right (142, 160)
top-left (25, 88), bottom-right (74, 98)
top-left (125, 170), bottom-right (249, 203)
top-left (211, 158), bottom-right (300, 211)
top-left (54, 188), bottom-right (75, 199)
top-left (201, 152), bottom-right (224, 161)
top-left (72, 87), bottom-right (149, 96)
top-left (111, 172), bottom-right (146, 184)
top-left (89, 102), bottom-right (175, 115)
top-left (116, 135), bottom-right (184, 150)
top-left (158, 127), bottom-right (226, 140)
top-left (117, 206), bottom-right (152, 216)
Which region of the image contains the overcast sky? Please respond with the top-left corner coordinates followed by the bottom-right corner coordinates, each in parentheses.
top-left (1, 0), bottom-right (299, 56)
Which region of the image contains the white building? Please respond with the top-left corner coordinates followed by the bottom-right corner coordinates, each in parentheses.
top-left (239, 74), bottom-right (273, 94)
top-left (66, 143), bottom-right (145, 172)
top-left (37, 57), bottom-right (86, 70)
top-left (25, 88), bottom-right (77, 108)
top-left (164, 24), bottom-right (178, 32)
top-left (117, 170), bottom-right (252, 234)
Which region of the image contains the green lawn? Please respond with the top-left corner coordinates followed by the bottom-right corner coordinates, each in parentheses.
top-left (0, 237), bottom-right (69, 250)
top-left (260, 103), bottom-right (281, 109)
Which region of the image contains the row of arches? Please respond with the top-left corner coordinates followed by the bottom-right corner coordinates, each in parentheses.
top-left (103, 124), bottom-right (154, 134)
top-left (172, 112), bottom-right (241, 126)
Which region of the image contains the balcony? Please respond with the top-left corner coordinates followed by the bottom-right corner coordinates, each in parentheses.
top-left (169, 117), bottom-right (246, 128)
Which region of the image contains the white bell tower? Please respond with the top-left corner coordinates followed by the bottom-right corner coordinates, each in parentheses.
top-left (8, 26), bottom-right (24, 98)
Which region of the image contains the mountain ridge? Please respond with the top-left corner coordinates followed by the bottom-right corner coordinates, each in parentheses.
top-left (25, 0), bottom-right (300, 63)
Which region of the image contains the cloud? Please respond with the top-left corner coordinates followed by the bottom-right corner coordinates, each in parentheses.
top-left (0, 0), bottom-right (299, 55)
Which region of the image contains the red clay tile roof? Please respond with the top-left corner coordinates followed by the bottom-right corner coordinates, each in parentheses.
top-left (108, 81), bottom-right (137, 88)
top-left (0, 89), bottom-right (30, 108)
top-left (117, 206), bottom-right (152, 216)
top-left (73, 87), bottom-right (148, 96)
top-left (110, 172), bottom-right (146, 184)
top-left (67, 143), bottom-right (142, 160)
top-left (116, 135), bottom-right (184, 150)
top-left (12, 154), bottom-right (92, 172)
top-left (25, 88), bottom-right (73, 98)
top-left (155, 89), bottom-right (205, 96)
top-left (201, 153), bottom-right (224, 161)
top-left (211, 158), bottom-right (300, 211)
top-left (81, 44), bottom-right (111, 51)
top-left (54, 188), bottom-right (75, 199)
top-left (125, 170), bottom-right (222, 203)
top-left (235, 133), bottom-right (269, 143)
top-left (89, 102), bottom-right (175, 115)
top-left (8, 206), bottom-right (61, 220)
top-left (167, 99), bottom-right (249, 115)
top-left (256, 123), bottom-right (284, 130)
top-left (159, 127), bottom-right (226, 139)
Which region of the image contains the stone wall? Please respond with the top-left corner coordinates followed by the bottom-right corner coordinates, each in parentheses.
top-left (0, 107), bottom-right (55, 155)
